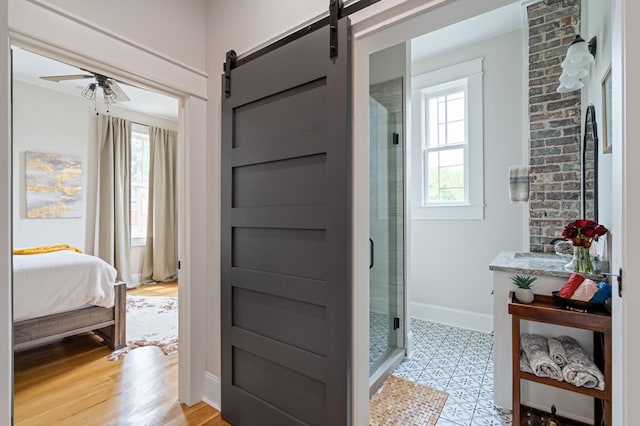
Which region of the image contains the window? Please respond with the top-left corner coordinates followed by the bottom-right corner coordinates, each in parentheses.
top-left (411, 58), bottom-right (484, 220)
top-left (424, 86), bottom-right (467, 203)
top-left (131, 124), bottom-right (150, 242)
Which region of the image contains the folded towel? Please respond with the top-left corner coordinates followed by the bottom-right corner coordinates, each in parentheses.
top-left (590, 281), bottom-right (612, 303)
top-left (520, 350), bottom-right (533, 374)
top-left (13, 244), bottom-right (83, 255)
top-left (571, 279), bottom-right (599, 302)
top-left (509, 166), bottom-right (530, 202)
top-left (557, 273), bottom-right (585, 298)
top-left (520, 334), bottom-right (563, 381)
top-left (558, 335), bottom-right (605, 390)
top-left (548, 337), bottom-right (568, 367)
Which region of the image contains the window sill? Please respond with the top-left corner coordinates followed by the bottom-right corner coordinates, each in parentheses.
top-left (412, 203), bottom-right (484, 220)
top-left (131, 237), bottom-right (146, 247)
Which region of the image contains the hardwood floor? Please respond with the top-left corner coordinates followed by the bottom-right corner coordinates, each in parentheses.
top-left (14, 282), bottom-right (231, 425)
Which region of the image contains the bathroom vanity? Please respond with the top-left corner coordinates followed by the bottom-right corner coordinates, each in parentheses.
top-left (490, 252), bottom-right (610, 424)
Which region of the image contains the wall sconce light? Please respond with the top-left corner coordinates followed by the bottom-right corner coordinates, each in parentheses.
top-left (556, 35), bottom-right (597, 93)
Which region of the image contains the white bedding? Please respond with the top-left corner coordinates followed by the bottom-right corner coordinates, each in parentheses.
top-left (13, 250), bottom-right (118, 321)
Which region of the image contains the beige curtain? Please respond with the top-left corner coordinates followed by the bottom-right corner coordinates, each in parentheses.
top-left (141, 126), bottom-right (177, 282)
top-left (95, 115), bottom-right (132, 285)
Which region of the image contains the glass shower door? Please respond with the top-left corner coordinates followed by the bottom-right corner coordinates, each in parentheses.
top-left (369, 77), bottom-right (404, 378)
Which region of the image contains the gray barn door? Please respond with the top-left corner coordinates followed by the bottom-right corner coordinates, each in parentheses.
top-left (221, 18), bottom-right (352, 426)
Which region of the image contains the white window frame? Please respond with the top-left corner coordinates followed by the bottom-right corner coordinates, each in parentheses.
top-left (411, 58), bottom-right (484, 220)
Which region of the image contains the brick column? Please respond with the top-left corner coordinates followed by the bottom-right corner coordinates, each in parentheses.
top-left (527, 0), bottom-right (581, 252)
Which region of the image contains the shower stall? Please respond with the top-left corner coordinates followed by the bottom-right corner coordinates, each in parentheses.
top-left (368, 71), bottom-right (406, 392)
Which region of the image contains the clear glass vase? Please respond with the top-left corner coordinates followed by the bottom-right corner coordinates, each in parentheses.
top-left (565, 245), bottom-right (593, 274)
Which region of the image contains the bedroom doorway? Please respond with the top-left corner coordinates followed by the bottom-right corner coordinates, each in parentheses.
top-left (10, 45), bottom-right (187, 423)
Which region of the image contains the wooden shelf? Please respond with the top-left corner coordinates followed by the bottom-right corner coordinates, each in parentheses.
top-left (518, 371), bottom-right (606, 399)
top-left (509, 291), bottom-right (612, 425)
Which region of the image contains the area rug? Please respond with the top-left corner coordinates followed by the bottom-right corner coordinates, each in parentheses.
top-left (369, 375), bottom-right (448, 426)
top-left (108, 295), bottom-right (178, 360)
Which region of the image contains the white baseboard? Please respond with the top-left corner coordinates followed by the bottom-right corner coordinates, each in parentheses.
top-left (202, 372), bottom-right (221, 411)
top-left (410, 301), bottom-right (493, 333)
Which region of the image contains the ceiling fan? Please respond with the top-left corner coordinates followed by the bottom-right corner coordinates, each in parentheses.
top-left (40, 71), bottom-right (131, 104)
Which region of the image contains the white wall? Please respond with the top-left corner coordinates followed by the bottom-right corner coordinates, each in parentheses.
top-left (12, 81), bottom-right (89, 250)
top-left (39, 0), bottom-right (207, 73)
top-left (409, 30), bottom-right (525, 331)
top-left (583, 0), bottom-right (612, 251)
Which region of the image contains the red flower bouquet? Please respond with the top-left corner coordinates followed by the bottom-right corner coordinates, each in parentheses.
top-left (562, 219), bottom-right (608, 273)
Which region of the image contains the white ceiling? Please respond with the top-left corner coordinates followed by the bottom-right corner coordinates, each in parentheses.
top-left (11, 47), bottom-right (179, 121)
top-left (411, 2), bottom-right (524, 64)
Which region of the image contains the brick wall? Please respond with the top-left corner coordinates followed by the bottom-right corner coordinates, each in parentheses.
top-left (527, 0), bottom-right (581, 252)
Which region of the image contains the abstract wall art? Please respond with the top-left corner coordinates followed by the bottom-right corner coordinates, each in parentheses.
top-left (25, 151), bottom-right (82, 218)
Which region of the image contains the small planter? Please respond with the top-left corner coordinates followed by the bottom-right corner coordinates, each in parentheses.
top-left (515, 287), bottom-right (535, 304)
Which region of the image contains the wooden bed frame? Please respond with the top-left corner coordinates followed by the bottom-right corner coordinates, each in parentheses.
top-left (13, 281), bottom-right (126, 351)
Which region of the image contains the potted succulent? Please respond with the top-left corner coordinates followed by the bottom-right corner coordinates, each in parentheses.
top-left (511, 274), bottom-right (537, 303)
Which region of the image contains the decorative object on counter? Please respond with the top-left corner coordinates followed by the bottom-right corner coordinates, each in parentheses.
top-left (558, 335), bottom-right (605, 390)
top-left (551, 291), bottom-right (610, 314)
top-left (561, 219), bottom-right (608, 273)
top-left (553, 275), bottom-right (611, 313)
top-left (548, 337), bottom-right (568, 368)
top-left (511, 274), bottom-right (537, 303)
top-left (589, 281), bottom-right (612, 303)
top-left (556, 273), bottom-right (585, 298)
top-left (570, 279), bottom-right (599, 302)
top-left (520, 334), bottom-right (563, 381)
top-left (509, 165), bottom-right (530, 202)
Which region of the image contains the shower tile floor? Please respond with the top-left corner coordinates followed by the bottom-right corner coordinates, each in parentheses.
top-left (392, 319), bottom-right (512, 426)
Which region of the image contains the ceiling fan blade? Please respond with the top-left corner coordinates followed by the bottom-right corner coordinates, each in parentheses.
top-left (107, 80), bottom-right (131, 102)
top-left (39, 74), bottom-right (94, 82)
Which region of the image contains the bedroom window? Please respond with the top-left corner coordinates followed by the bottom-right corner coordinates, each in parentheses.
top-left (131, 124), bottom-right (150, 243)
top-left (411, 58), bottom-right (484, 220)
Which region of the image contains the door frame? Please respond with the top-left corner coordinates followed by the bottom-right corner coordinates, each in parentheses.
top-left (353, 0), bottom-right (633, 424)
top-left (3, 0), bottom-right (209, 414)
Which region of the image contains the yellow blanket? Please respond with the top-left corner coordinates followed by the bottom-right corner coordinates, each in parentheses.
top-left (13, 244), bottom-right (83, 255)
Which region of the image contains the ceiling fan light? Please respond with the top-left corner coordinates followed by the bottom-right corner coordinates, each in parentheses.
top-left (81, 83), bottom-right (96, 101)
top-left (103, 86), bottom-right (117, 104)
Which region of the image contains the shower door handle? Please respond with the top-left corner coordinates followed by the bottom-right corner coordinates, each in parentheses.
top-left (369, 238), bottom-right (374, 269)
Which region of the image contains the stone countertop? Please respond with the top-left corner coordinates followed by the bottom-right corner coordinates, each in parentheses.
top-left (489, 251), bottom-right (609, 279)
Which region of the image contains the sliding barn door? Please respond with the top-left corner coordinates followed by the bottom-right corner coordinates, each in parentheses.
top-left (221, 18), bottom-right (352, 426)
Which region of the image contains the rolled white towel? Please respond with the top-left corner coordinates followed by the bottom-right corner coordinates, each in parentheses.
top-left (520, 350), bottom-right (533, 374)
top-left (520, 334), bottom-right (563, 381)
top-left (548, 337), bottom-right (568, 367)
top-left (558, 335), bottom-right (605, 390)
top-left (509, 166), bottom-right (530, 202)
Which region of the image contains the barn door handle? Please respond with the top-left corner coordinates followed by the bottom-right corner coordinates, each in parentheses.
top-left (369, 238), bottom-right (374, 269)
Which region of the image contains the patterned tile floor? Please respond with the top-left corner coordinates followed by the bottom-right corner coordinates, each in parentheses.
top-left (393, 319), bottom-right (512, 426)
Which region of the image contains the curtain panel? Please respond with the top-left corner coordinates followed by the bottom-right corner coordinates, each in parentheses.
top-left (141, 126), bottom-right (178, 282)
top-left (95, 115), bottom-right (133, 286)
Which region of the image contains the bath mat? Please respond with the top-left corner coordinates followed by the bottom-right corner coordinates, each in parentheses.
top-left (369, 375), bottom-right (448, 426)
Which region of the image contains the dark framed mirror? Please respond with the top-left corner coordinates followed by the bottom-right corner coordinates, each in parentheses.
top-left (583, 104), bottom-right (598, 222)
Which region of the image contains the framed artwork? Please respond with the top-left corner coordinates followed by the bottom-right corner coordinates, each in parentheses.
top-left (25, 151), bottom-right (82, 218)
top-left (602, 65), bottom-right (612, 154)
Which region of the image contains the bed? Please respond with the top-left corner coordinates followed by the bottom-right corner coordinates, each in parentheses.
top-left (12, 249), bottom-right (126, 351)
